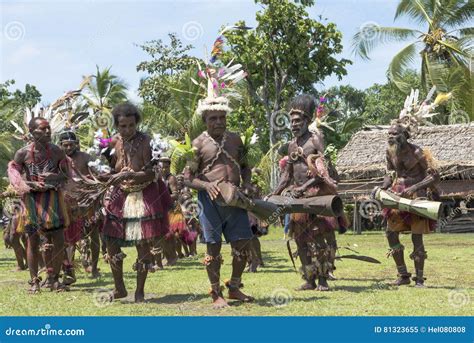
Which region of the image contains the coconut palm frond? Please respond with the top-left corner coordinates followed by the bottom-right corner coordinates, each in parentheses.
top-left (443, 1), bottom-right (474, 28)
top-left (352, 27), bottom-right (419, 60)
top-left (388, 42), bottom-right (421, 92)
top-left (395, 0), bottom-right (434, 28)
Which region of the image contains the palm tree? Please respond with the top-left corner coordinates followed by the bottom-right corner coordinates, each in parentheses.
top-left (141, 67), bottom-right (205, 140)
top-left (81, 66), bottom-right (128, 118)
top-left (352, 0), bottom-right (473, 112)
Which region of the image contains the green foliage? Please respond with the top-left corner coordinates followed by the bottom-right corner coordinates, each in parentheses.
top-left (352, 0), bottom-right (473, 117)
top-left (320, 70), bottom-right (423, 150)
top-left (137, 33), bottom-right (196, 107)
top-left (0, 80), bottom-right (42, 133)
top-left (141, 67), bottom-right (205, 141)
top-left (168, 133), bottom-right (196, 175)
top-left (223, 0), bottom-right (351, 130)
top-left (82, 66), bottom-right (128, 117)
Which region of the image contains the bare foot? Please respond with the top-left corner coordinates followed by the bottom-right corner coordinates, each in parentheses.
top-left (27, 280), bottom-right (41, 294)
top-left (212, 296), bottom-right (229, 309)
top-left (316, 277), bottom-right (329, 291)
top-left (328, 272), bottom-right (337, 281)
top-left (84, 266), bottom-right (93, 273)
top-left (151, 264), bottom-right (163, 272)
top-left (228, 289), bottom-right (254, 302)
top-left (113, 288), bottom-right (128, 300)
top-left (91, 269), bottom-right (101, 278)
top-left (391, 275), bottom-right (411, 286)
top-left (135, 292), bottom-right (145, 303)
top-left (295, 281), bottom-right (316, 291)
top-left (51, 280), bottom-right (69, 292)
top-left (164, 257), bottom-right (178, 266)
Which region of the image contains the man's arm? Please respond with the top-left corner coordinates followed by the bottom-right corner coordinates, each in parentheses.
top-left (133, 135), bottom-right (156, 184)
top-left (401, 148), bottom-right (439, 197)
top-left (183, 137), bottom-right (221, 199)
top-left (381, 151), bottom-right (395, 190)
top-left (168, 175), bottom-right (179, 202)
top-left (272, 162), bottom-right (292, 196)
top-left (8, 149), bottom-right (31, 194)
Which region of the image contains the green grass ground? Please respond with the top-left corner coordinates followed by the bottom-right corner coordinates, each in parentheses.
top-left (0, 230), bottom-right (472, 316)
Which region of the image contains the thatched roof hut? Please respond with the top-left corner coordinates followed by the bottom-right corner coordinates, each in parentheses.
top-left (336, 124), bottom-right (474, 200)
top-left (336, 124), bottom-right (474, 233)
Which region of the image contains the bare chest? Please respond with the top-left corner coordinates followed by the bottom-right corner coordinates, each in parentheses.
top-left (114, 135), bottom-right (146, 172)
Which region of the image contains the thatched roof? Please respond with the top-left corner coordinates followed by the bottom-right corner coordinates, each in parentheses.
top-left (336, 124), bottom-right (474, 181)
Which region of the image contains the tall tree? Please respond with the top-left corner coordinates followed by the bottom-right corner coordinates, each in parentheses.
top-left (81, 66), bottom-right (128, 118)
top-left (136, 33), bottom-right (196, 108)
top-left (352, 0), bottom-right (473, 117)
top-left (223, 0), bottom-right (351, 185)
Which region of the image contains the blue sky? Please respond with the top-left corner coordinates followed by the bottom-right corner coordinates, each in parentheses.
top-left (1, 0), bottom-right (419, 104)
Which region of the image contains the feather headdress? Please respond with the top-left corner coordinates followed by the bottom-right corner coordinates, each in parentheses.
top-left (309, 94), bottom-right (337, 133)
top-left (193, 26), bottom-right (251, 117)
top-left (397, 86), bottom-right (452, 129)
top-left (11, 77), bottom-right (92, 141)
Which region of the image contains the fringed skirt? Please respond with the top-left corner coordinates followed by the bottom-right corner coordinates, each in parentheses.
top-left (382, 183), bottom-right (435, 234)
top-left (289, 213), bottom-right (348, 244)
top-left (103, 180), bottom-right (171, 247)
top-left (168, 206), bottom-right (197, 246)
top-left (16, 190), bottom-right (70, 234)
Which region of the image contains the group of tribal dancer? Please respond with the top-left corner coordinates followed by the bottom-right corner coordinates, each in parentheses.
top-left (3, 90), bottom-right (439, 308)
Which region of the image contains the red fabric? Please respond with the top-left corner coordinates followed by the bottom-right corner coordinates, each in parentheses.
top-left (279, 156), bottom-right (289, 171)
top-left (64, 218), bottom-right (83, 244)
top-left (103, 179), bottom-right (171, 241)
top-left (7, 161), bottom-right (30, 195)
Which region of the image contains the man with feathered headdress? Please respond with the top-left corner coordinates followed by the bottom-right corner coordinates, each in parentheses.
top-left (269, 94), bottom-right (348, 291)
top-left (7, 117), bottom-right (71, 293)
top-left (374, 89), bottom-right (443, 287)
top-left (184, 55), bottom-right (257, 309)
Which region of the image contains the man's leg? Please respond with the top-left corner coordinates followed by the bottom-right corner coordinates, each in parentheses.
top-left (162, 236), bottom-right (178, 266)
top-left (175, 237), bottom-right (185, 259)
top-left (295, 237), bottom-right (316, 291)
top-left (40, 231), bottom-right (55, 288)
top-left (105, 239), bottom-right (127, 299)
top-left (324, 230), bottom-right (338, 280)
top-left (62, 244), bottom-right (76, 285)
top-left (150, 237), bottom-right (164, 271)
top-left (89, 225), bottom-right (101, 277)
top-left (313, 234), bottom-right (331, 291)
top-left (26, 232), bottom-right (41, 293)
top-left (386, 231), bottom-right (411, 285)
top-left (134, 242), bottom-right (153, 303)
top-left (410, 234), bottom-right (427, 287)
top-left (227, 239), bottom-right (254, 302)
top-left (11, 233), bottom-right (27, 271)
top-left (41, 229), bottom-right (66, 290)
top-left (204, 242), bottom-right (228, 308)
